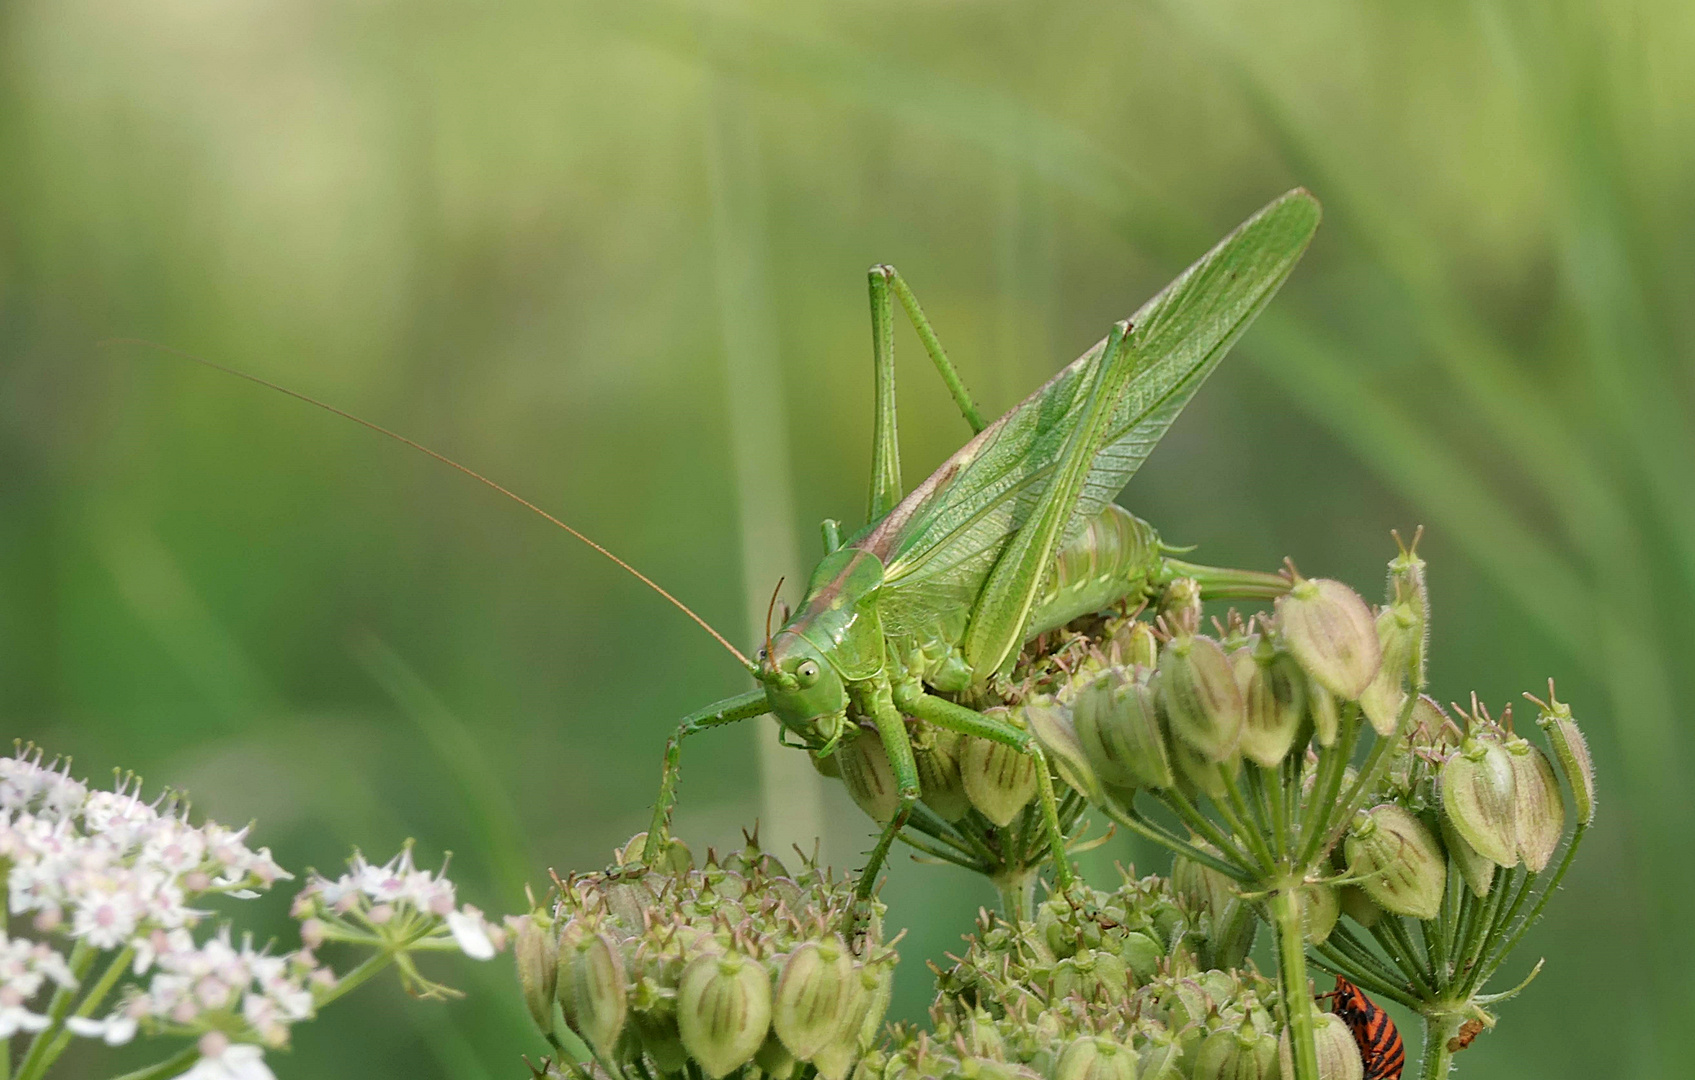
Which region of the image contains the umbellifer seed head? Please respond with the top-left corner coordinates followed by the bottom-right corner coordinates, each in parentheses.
top-left (1276, 578), bottom-right (1383, 700)
top-left (678, 951), bottom-right (773, 1079)
top-left (1159, 634), bottom-right (1244, 762)
top-left (1345, 803), bottom-right (1446, 921)
top-left (1440, 734), bottom-right (1520, 868)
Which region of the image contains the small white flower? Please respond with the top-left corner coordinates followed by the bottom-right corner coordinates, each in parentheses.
top-left (65, 1012), bottom-right (139, 1044)
top-left (183, 1034), bottom-right (277, 1080)
top-left (0, 986), bottom-right (50, 1038)
top-left (446, 907), bottom-right (496, 960)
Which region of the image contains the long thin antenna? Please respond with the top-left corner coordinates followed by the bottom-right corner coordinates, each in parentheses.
top-left (104, 337), bottom-right (756, 673)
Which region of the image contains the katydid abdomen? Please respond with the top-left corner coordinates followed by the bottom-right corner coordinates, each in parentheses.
top-left (1026, 503), bottom-right (1163, 640)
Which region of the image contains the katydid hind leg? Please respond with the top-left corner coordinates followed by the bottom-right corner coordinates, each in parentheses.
top-left (640, 689), bottom-right (771, 866)
top-left (879, 265), bottom-right (986, 434)
top-left (962, 321), bottom-right (1138, 680)
top-left (866, 268), bottom-right (903, 523)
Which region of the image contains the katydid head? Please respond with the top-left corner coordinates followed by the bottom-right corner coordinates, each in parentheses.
top-left (755, 547), bottom-right (887, 748)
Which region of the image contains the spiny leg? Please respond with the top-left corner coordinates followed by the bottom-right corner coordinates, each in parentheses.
top-left (893, 684), bottom-right (1077, 892)
top-left (852, 682), bottom-right (923, 913)
top-left (641, 689), bottom-right (771, 866)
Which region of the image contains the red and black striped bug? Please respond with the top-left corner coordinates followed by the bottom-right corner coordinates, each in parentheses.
top-left (1320, 975), bottom-right (1405, 1080)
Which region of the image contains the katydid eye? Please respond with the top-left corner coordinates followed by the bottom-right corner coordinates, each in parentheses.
top-left (795, 660), bottom-right (820, 686)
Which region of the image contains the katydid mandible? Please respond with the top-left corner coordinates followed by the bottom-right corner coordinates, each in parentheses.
top-left (642, 189), bottom-right (1321, 902)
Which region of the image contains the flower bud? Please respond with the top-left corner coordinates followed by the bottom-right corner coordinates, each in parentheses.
top-left (1056, 1036), bottom-right (1139, 1080)
top-left (1506, 738), bottom-right (1565, 873)
top-left (1439, 813), bottom-right (1494, 898)
top-left (1345, 804), bottom-right (1445, 920)
top-left (1279, 1012), bottom-right (1364, 1080)
top-left (839, 728), bottom-right (902, 825)
top-left (773, 938), bottom-right (856, 1060)
top-left (1440, 736), bottom-right (1519, 868)
top-left (1276, 578), bottom-right (1382, 700)
top-left (962, 709), bottom-right (1038, 828)
top-left (1194, 1019), bottom-right (1278, 1080)
top-left (1160, 577), bottom-right (1203, 638)
top-left (1073, 669), bottom-right (1174, 789)
top-left (1235, 643), bottom-right (1306, 769)
top-left (912, 727), bottom-right (971, 822)
top-left (567, 932), bottom-right (628, 1055)
top-left (1299, 883), bottom-right (1339, 947)
top-left (1360, 603), bottom-right (1419, 736)
top-left (1530, 689), bottom-right (1595, 826)
top-left (514, 915), bottom-right (560, 1034)
top-left (679, 952), bottom-right (773, 1079)
top-left (1159, 634), bottom-right (1244, 762)
top-left (1387, 530), bottom-right (1428, 681)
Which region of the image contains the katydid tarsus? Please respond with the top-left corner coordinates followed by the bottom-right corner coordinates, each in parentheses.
top-left (126, 188), bottom-right (1320, 922)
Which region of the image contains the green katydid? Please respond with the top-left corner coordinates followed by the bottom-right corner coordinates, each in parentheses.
top-left (129, 187), bottom-right (1320, 914)
top-left (641, 188), bottom-right (1321, 903)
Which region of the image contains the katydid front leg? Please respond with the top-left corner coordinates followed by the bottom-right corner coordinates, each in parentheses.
top-left (640, 689), bottom-right (770, 867)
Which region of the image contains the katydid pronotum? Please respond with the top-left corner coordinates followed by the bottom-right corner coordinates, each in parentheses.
top-left (127, 187), bottom-right (1320, 925)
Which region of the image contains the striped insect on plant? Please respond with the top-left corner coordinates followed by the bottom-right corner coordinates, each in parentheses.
top-left (1322, 975), bottom-right (1406, 1080)
top-left (126, 189), bottom-right (1322, 930)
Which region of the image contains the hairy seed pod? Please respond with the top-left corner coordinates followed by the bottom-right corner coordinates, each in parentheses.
top-left (1299, 883), bottom-right (1340, 947)
top-left (1337, 884), bottom-right (1381, 928)
top-left (630, 986), bottom-right (690, 1074)
top-left (1160, 577), bottom-right (1204, 638)
top-left (961, 709), bottom-right (1038, 827)
top-left (1171, 735), bottom-right (1241, 801)
top-left (1052, 949), bottom-right (1131, 1004)
top-left (1279, 1012), bottom-right (1364, 1080)
top-left (1056, 1036), bottom-right (1139, 1080)
top-left (811, 962), bottom-right (881, 1080)
top-left (1194, 1020), bottom-right (1278, 1080)
top-left (756, 1033), bottom-right (799, 1080)
top-left (1234, 642), bottom-right (1306, 769)
top-left (1440, 735), bottom-right (1519, 867)
top-left (1387, 536), bottom-right (1429, 685)
top-left (1276, 578), bottom-right (1382, 700)
top-left (1138, 1026), bottom-right (1184, 1080)
top-left (1532, 693), bottom-right (1595, 825)
top-left (1345, 804), bottom-right (1446, 920)
top-left (568, 932), bottom-right (628, 1055)
top-left (1439, 813), bottom-right (1494, 898)
top-left (1360, 603), bottom-right (1419, 736)
top-left (1025, 702), bottom-right (1105, 804)
top-left (1119, 930), bottom-right (1163, 983)
top-left (513, 915), bottom-right (560, 1034)
top-left (1506, 738), bottom-right (1565, 872)
top-left (1112, 619), bottom-right (1160, 670)
top-left (773, 938), bottom-right (856, 1060)
top-left (912, 727), bottom-right (971, 822)
top-left (1310, 682), bottom-right (1341, 747)
top-left (838, 728), bottom-right (902, 825)
top-left (678, 952), bottom-right (772, 1079)
top-left (1074, 669), bottom-right (1175, 789)
top-left (1159, 634), bottom-right (1244, 762)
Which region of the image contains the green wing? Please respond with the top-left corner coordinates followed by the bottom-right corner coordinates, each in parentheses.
top-left (864, 189), bottom-right (1321, 640)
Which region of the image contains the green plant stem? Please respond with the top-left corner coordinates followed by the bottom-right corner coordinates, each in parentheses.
top-left (37, 945), bottom-right (136, 1071)
top-left (1101, 803), bottom-right (1249, 881)
top-left (109, 1046), bottom-right (202, 1080)
top-left (1381, 914), bottom-right (1436, 990)
top-left (1270, 888), bottom-right (1321, 1080)
top-left (994, 870), bottom-right (1037, 923)
top-left (1367, 918), bottom-right (1436, 997)
top-left (1419, 1011), bottom-right (1464, 1080)
top-left (1326, 923), bottom-right (1412, 993)
top-left (1157, 787), bottom-right (1257, 870)
top-left (14, 940), bottom-right (95, 1080)
top-left (1310, 944), bottom-right (1422, 1010)
top-left (1210, 780), bottom-right (1276, 876)
top-left (1295, 717), bottom-right (1359, 867)
top-left (1477, 823), bottom-right (1587, 986)
top-left (315, 949), bottom-right (398, 1010)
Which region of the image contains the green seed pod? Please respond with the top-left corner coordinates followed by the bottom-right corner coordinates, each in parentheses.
top-left (1298, 883), bottom-right (1340, 947)
top-left (1172, 736), bottom-right (1241, 800)
top-left (678, 952), bottom-right (773, 1079)
top-left (1531, 691), bottom-right (1595, 826)
top-left (1337, 885), bottom-right (1381, 928)
top-left (1193, 1020), bottom-right (1278, 1080)
top-left (1360, 602), bottom-right (1419, 736)
top-left (1160, 577), bottom-right (1204, 638)
top-left (514, 915), bottom-right (560, 1035)
top-left (1118, 931), bottom-right (1163, 983)
top-left (1137, 1027), bottom-right (1184, 1080)
top-left (1439, 813), bottom-right (1494, 898)
top-left (1073, 669), bottom-right (1174, 789)
top-left (630, 982), bottom-right (691, 1074)
top-left (756, 1033), bottom-right (799, 1080)
top-left (1051, 949), bottom-right (1130, 1004)
top-left (1113, 619), bottom-right (1160, 670)
top-left (1056, 1036), bottom-right (1139, 1080)
top-left (1310, 682), bottom-right (1340, 747)
top-left (1159, 634), bottom-right (1245, 762)
top-left (1276, 578), bottom-right (1382, 700)
top-left (913, 727), bottom-right (972, 822)
top-left (1345, 804), bottom-right (1446, 920)
top-left (1025, 702), bottom-right (1105, 805)
top-left (568, 932), bottom-right (629, 1055)
top-left (1506, 738), bottom-right (1565, 873)
top-left (1278, 1012), bottom-right (1364, 1080)
top-left (1386, 533), bottom-right (1429, 685)
top-left (811, 963), bottom-right (881, 1080)
top-left (772, 938), bottom-right (856, 1060)
top-left (839, 728), bottom-right (902, 825)
top-left (1234, 643), bottom-right (1306, 769)
top-left (962, 709), bottom-right (1038, 828)
top-left (1440, 735), bottom-right (1519, 867)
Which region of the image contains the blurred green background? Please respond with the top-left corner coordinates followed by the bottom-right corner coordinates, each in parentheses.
top-left (3, 0), bottom-right (1690, 1076)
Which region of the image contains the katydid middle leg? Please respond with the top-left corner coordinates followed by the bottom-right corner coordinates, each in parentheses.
top-left (851, 680), bottom-right (924, 914)
top-left (641, 688), bottom-right (770, 866)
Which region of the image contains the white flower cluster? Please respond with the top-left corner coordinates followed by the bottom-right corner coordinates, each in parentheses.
top-left (0, 746), bottom-right (506, 1080)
